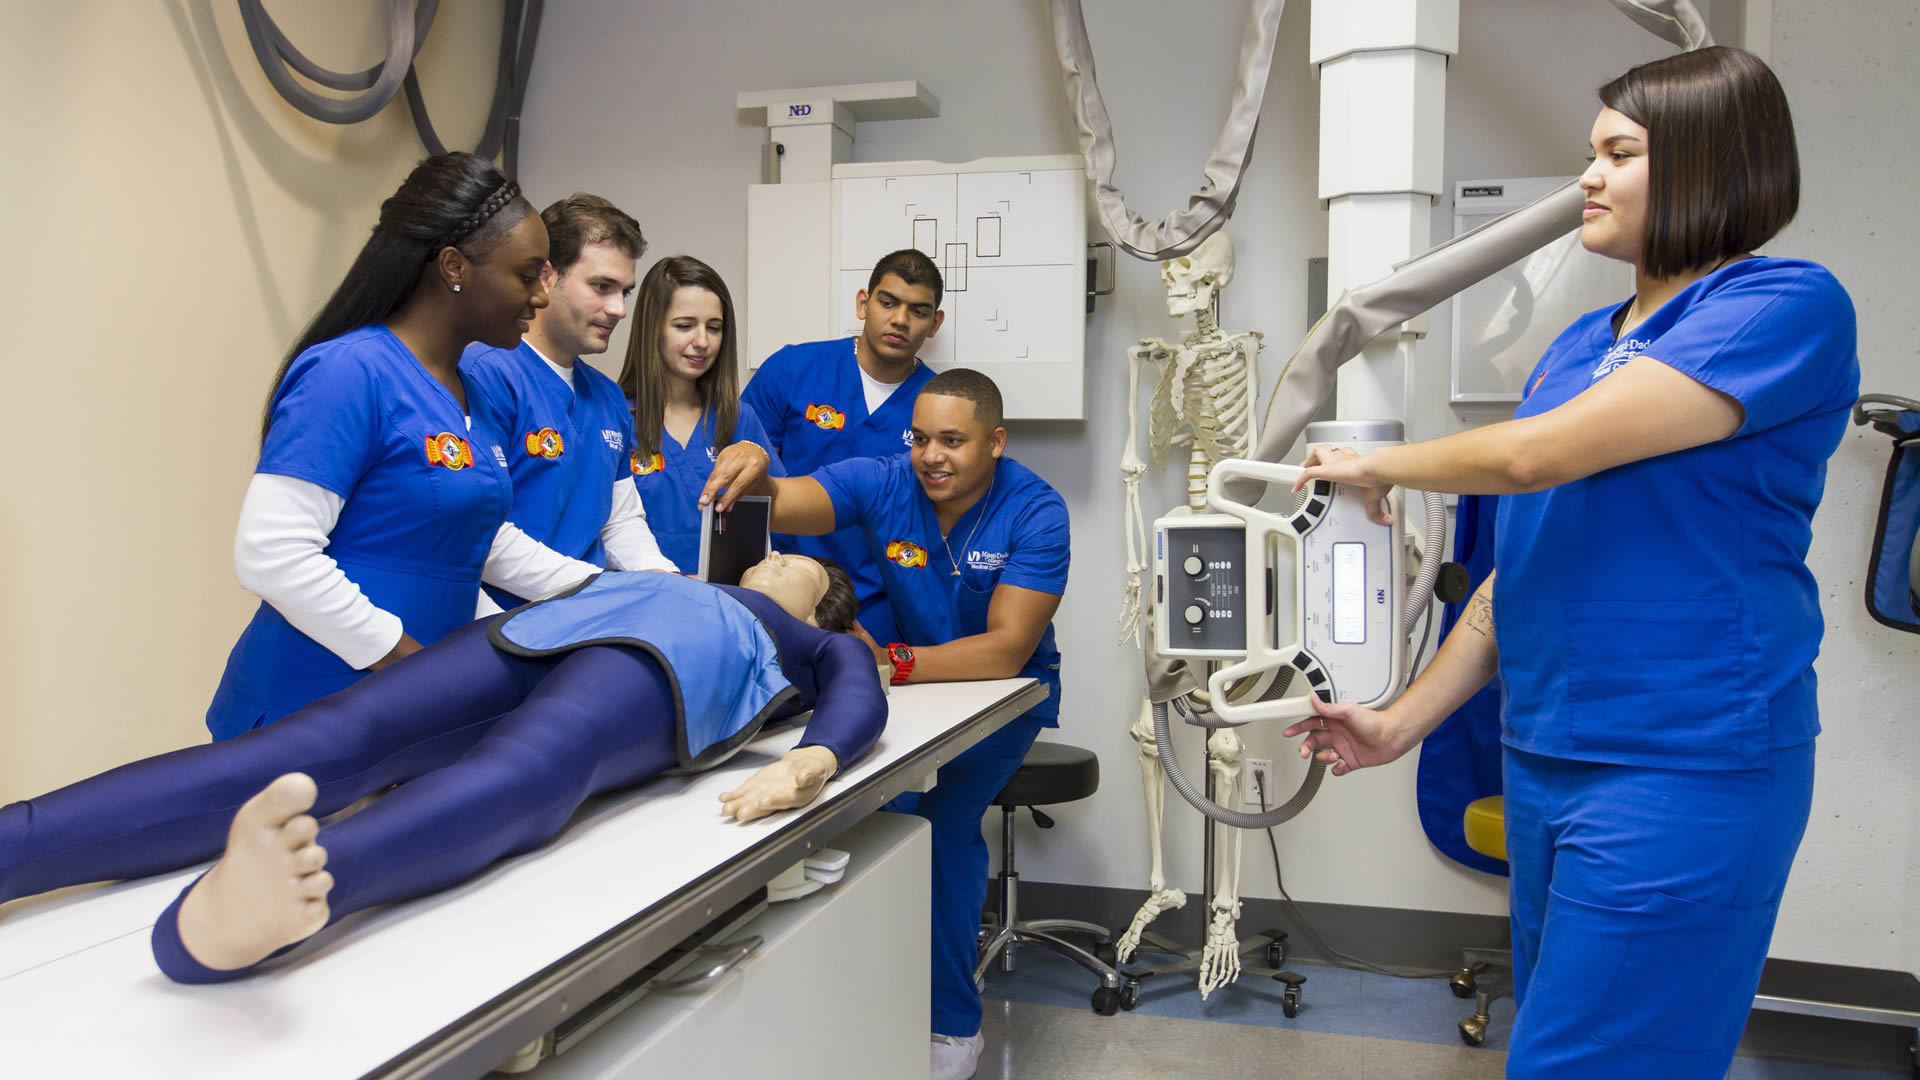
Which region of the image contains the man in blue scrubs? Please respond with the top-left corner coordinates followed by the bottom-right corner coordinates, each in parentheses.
top-left (723, 368), bottom-right (1067, 1080)
top-left (464, 195), bottom-right (676, 605)
top-left (739, 249), bottom-right (945, 646)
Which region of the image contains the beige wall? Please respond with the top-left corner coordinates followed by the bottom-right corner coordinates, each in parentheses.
top-left (0, 1), bottom-right (503, 800)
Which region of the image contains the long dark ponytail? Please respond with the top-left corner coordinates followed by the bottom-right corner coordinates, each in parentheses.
top-left (260, 152), bottom-right (534, 441)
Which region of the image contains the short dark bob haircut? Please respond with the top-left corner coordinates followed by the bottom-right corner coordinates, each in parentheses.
top-left (1599, 45), bottom-right (1800, 279)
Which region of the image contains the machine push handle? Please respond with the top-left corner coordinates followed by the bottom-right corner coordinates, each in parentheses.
top-left (660, 935), bottom-right (765, 991)
top-left (1202, 459), bottom-right (1318, 724)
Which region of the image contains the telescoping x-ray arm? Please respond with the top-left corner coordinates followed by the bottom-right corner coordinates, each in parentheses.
top-left (1060, 0), bottom-right (1714, 828)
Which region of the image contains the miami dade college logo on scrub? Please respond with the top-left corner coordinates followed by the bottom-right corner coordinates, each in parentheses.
top-left (805, 403), bottom-right (846, 431)
top-left (886, 540), bottom-right (929, 569)
top-left (1591, 337), bottom-right (1649, 382)
top-left (630, 450), bottom-right (664, 475)
top-left (902, 427), bottom-right (914, 448)
top-left (524, 427), bottom-right (565, 459)
top-left (424, 432), bottom-right (474, 470)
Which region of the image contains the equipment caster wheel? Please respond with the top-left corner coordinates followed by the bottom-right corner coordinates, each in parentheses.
top-left (1281, 987), bottom-right (1301, 1018)
top-left (1094, 942), bottom-right (1119, 968)
top-left (1119, 979), bottom-right (1142, 1011)
top-left (1267, 942), bottom-right (1288, 969)
top-left (1450, 969), bottom-right (1477, 998)
top-left (1091, 987), bottom-right (1122, 1016)
top-left (1460, 1017), bottom-right (1488, 1046)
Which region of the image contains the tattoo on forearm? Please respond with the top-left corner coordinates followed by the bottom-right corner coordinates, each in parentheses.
top-left (1465, 592), bottom-right (1494, 638)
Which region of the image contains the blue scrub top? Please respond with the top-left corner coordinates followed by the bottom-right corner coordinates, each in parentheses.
top-left (207, 325), bottom-right (514, 739)
top-left (1495, 258), bottom-right (1859, 770)
top-left (462, 342), bottom-right (635, 607)
top-left (629, 401), bottom-right (786, 575)
top-left (816, 454), bottom-right (1069, 726)
top-left (741, 337), bottom-right (938, 642)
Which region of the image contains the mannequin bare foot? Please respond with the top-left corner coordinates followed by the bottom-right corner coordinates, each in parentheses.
top-left (176, 773), bottom-right (333, 972)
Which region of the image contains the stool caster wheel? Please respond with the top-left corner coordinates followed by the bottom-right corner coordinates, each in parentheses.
top-left (1094, 942), bottom-right (1118, 968)
top-left (1091, 986), bottom-right (1122, 1017)
top-left (1450, 969), bottom-right (1477, 998)
top-left (1263, 930), bottom-right (1288, 970)
top-left (1460, 1017), bottom-right (1488, 1046)
top-left (1281, 986), bottom-right (1301, 1018)
top-left (1119, 979), bottom-right (1142, 1011)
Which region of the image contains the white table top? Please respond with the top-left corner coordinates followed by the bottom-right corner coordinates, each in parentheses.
top-left (0, 678), bottom-right (1039, 1079)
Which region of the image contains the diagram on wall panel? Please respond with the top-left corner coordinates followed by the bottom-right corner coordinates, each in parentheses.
top-left (832, 156), bottom-right (1087, 419)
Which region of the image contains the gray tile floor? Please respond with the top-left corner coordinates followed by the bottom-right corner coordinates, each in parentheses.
top-left (975, 948), bottom-right (1907, 1079)
top-left (977, 999), bottom-right (1510, 1080)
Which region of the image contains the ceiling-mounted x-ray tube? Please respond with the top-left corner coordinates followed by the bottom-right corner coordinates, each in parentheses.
top-left (1049, 0), bottom-right (1286, 261)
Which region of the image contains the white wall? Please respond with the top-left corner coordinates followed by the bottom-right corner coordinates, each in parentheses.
top-left (522, 0), bottom-right (1918, 968)
top-left (1759, 0), bottom-right (1920, 975)
top-left (0, 1), bottom-right (505, 800)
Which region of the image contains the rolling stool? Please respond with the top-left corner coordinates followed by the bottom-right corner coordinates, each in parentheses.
top-left (1452, 795), bottom-right (1515, 1046)
top-left (974, 740), bottom-right (1127, 1015)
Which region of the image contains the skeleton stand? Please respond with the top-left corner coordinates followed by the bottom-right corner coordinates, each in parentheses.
top-left (1110, 700), bottom-right (1307, 1016)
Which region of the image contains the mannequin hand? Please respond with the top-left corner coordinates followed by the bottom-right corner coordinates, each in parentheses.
top-left (1281, 694), bottom-right (1418, 777)
top-left (700, 442), bottom-right (772, 512)
top-left (1294, 444), bottom-right (1394, 526)
top-left (720, 746), bottom-right (839, 822)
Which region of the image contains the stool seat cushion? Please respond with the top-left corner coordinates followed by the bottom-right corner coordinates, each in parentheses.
top-left (993, 741), bottom-right (1100, 808)
top-left (1463, 795), bottom-right (1507, 862)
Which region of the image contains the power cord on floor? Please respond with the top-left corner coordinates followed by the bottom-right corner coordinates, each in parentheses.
top-left (1253, 774), bottom-right (1454, 980)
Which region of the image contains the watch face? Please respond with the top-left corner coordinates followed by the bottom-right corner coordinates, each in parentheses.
top-left (890, 645), bottom-right (913, 664)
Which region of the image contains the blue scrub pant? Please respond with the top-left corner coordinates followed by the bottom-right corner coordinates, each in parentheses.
top-left (0, 618), bottom-right (681, 982)
top-left (887, 712), bottom-right (1047, 1038)
top-left (1503, 742), bottom-right (1815, 1078)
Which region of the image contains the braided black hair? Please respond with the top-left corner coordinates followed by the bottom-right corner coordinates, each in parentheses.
top-left (260, 153), bottom-right (534, 441)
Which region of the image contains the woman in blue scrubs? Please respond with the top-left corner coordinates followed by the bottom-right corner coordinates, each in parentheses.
top-left (1286, 47), bottom-right (1858, 1078)
top-left (206, 153), bottom-right (549, 741)
top-left (617, 256), bottom-right (782, 573)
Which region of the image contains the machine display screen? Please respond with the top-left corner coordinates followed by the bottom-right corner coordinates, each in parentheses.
top-left (1332, 542), bottom-right (1365, 644)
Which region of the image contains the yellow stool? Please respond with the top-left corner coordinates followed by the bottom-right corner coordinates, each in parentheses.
top-left (1451, 796), bottom-right (1514, 1046)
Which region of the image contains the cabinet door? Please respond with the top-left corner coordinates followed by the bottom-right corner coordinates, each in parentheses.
top-left (532, 813), bottom-right (932, 1080)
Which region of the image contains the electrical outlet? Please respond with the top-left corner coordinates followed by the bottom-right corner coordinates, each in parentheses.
top-left (1245, 758), bottom-right (1274, 806)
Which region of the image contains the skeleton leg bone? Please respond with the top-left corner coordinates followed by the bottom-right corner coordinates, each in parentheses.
top-left (1115, 699), bottom-right (1186, 963)
top-left (1198, 728), bottom-right (1246, 998)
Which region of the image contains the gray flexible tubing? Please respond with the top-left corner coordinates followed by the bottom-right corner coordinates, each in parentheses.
top-left (238, 0), bottom-right (541, 177)
top-left (1158, 488), bottom-right (1446, 827)
top-left (404, 0), bottom-right (545, 173)
top-left (1049, 0), bottom-right (1284, 261)
top-left (237, 0), bottom-right (430, 124)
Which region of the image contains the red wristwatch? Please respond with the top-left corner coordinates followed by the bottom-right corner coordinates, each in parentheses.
top-left (887, 643), bottom-right (915, 685)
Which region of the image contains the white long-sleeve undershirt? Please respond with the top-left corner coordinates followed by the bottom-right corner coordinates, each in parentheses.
top-left (235, 474), bottom-right (624, 666)
top-left (237, 390), bottom-right (676, 667)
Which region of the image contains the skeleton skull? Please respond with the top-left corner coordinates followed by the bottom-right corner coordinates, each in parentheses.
top-left (1160, 231), bottom-right (1236, 316)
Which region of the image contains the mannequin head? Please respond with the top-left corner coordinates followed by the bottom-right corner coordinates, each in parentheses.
top-left (739, 554), bottom-right (857, 631)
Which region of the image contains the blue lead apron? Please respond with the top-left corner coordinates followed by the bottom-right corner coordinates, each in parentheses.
top-left (488, 571), bottom-right (798, 771)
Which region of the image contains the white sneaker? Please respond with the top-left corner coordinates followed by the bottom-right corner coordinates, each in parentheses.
top-left (930, 1031), bottom-right (985, 1080)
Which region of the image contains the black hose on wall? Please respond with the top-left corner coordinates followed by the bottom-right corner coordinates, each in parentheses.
top-left (237, 0), bottom-right (542, 178)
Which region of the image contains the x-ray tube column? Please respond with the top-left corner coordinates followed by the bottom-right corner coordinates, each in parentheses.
top-left (1310, 2), bottom-right (1458, 425)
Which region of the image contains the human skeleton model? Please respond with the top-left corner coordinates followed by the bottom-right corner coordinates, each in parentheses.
top-left (1115, 232), bottom-right (1262, 996)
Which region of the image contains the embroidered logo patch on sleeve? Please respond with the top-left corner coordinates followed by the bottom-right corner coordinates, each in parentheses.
top-left (630, 450), bottom-right (665, 475)
top-left (524, 427), bottom-right (566, 459)
top-left (886, 540), bottom-right (929, 568)
top-left (425, 432), bottom-right (474, 470)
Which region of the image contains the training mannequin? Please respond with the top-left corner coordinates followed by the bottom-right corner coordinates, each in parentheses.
top-left (0, 554), bottom-right (883, 983)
